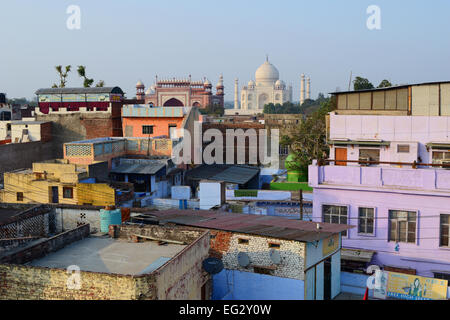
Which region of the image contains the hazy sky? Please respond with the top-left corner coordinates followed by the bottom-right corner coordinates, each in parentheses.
top-left (1, 0), bottom-right (450, 101)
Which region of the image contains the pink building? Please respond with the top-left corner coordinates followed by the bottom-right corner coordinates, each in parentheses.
top-left (309, 82), bottom-right (450, 282)
top-left (135, 76), bottom-right (224, 109)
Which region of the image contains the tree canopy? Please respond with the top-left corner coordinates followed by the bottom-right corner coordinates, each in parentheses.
top-left (285, 97), bottom-right (336, 177)
top-left (264, 102), bottom-right (301, 114)
top-left (52, 65), bottom-right (71, 88)
top-left (353, 77), bottom-right (374, 91)
top-left (377, 79), bottom-right (392, 88)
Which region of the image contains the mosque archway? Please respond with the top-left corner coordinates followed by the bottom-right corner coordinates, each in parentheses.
top-left (258, 93), bottom-right (268, 109)
top-left (192, 102), bottom-right (201, 107)
top-left (163, 98), bottom-right (184, 107)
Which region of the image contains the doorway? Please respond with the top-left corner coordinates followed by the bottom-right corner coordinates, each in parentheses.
top-left (324, 257), bottom-right (332, 300)
top-left (50, 186), bottom-right (59, 203)
top-left (335, 148), bottom-right (347, 166)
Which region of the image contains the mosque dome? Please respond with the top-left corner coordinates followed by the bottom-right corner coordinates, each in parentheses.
top-left (204, 79), bottom-right (211, 86)
top-left (145, 85), bottom-right (156, 95)
top-left (248, 80), bottom-right (255, 87)
top-left (255, 58), bottom-right (279, 83)
top-left (136, 80), bottom-right (144, 87)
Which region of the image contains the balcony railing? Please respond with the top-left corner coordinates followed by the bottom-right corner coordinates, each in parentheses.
top-left (309, 159), bottom-right (450, 193)
top-left (321, 159), bottom-right (450, 169)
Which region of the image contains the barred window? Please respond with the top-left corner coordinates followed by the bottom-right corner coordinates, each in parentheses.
top-left (142, 125), bottom-right (153, 135)
top-left (440, 214), bottom-right (449, 247)
top-left (388, 210), bottom-right (416, 243)
top-left (358, 207), bottom-right (375, 235)
top-left (323, 205), bottom-right (348, 236)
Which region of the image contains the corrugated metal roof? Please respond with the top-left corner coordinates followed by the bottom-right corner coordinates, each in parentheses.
top-left (185, 164), bottom-right (259, 185)
top-left (329, 80), bottom-right (450, 95)
top-left (35, 87), bottom-right (124, 95)
top-left (110, 159), bottom-right (166, 175)
top-left (147, 210), bottom-right (353, 243)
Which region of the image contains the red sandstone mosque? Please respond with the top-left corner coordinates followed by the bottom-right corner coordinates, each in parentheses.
top-left (135, 75), bottom-right (224, 108)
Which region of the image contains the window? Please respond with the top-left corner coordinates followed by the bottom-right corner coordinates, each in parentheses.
top-left (63, 187), bottom-right (73, 199)
top-left (432, 151), bottom-right (450, 168)
top-left (359, 148), bottom-right (380, 165)
top-left (142, 125), bottom-right (153, 135)
top-left (169, 124), bottom-right (177, 139)
top-left (397, 144), bottom-right (410, 153)
top-left (238, 238), bottom-right (249, 245)
top-left (268, 242), bottom-right (280, 249)
top-left (440, 214), bottom-right (449, 247)
top-left (323, 205), bottom-right (348, 236)
top-left (16, 192), bottom-right (23, 202)
top-left (279, 145), bottom-right (289, 156)
top-left (358, 207), bottom-right (375, 235)
top-left (388, 210), bottom-right (416, 243)
top-left (434, 272), bottom-right (450, 282)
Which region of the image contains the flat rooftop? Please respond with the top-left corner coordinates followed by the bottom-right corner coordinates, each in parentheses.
top-left (28, 236), bottom-right (186, 275)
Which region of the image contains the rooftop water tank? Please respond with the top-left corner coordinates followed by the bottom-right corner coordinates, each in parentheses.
top-left (100, 208), bottom-right (122, 233)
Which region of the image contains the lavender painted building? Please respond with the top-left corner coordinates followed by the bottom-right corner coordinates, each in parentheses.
top-left (309, 82), bottom-right (450, 282)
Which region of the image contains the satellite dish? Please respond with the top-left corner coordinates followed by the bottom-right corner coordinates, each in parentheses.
top-left (269, 249), bottom-right (281, 265)
top-left (202, 257), bottom-right (224, 274)
top-left (237, 252), bottom-right (250, 267)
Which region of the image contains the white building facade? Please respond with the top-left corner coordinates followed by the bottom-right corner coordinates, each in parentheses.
top-left (227, 58), bottom-right (293, 115)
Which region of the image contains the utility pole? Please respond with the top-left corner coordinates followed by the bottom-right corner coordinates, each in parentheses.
top-left (299, 189), bottom-right (303, 220)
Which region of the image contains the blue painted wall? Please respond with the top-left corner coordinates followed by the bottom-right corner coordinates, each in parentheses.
top-left (316, 262), bottom-right (324, 300)
top-left (212, 269), bottom-right (304, 300)
top-left (331, 251), bottom-right (341, 299)
top-left (341, 271), bottom-right (370, 296)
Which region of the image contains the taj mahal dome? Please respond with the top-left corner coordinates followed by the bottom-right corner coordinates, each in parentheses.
top-left (225, 56), bottom-right (310, 115)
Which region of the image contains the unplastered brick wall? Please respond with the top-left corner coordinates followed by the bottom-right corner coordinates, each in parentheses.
top-left (213, 230), bottom-right (306, 281)
top-left (116, 224), bottom-right (211, 300)
top-left (117, 224), bottom-right (204, 244)
top-left (0, 264), bottom-right (153, 300)
top-left (156, 232), bottom-right (211, 300)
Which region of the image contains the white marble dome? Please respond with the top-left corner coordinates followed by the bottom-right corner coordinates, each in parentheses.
top-left (255, 59), bottom-right (279, 83)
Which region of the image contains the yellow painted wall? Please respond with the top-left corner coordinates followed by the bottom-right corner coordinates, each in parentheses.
top-left (2, 173), bottom-right (114, 206)
top-left (77, 183), bottom-right (115, 206)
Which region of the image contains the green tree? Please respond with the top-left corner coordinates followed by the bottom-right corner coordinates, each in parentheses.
top-left (377, 79), bottom-right (392, 88)
top-left (53, 65), bottom-right (71, 88)
top-left (95, 80), bottom-right (105, 87)
top-left (353, 77), bottom-right (374, 91)
top-left (77, 65), bottom-right (94, 87)
top-left (288, 97), bottom-right (336, 177)
top-left (264, 102), bottom-right (301, 114)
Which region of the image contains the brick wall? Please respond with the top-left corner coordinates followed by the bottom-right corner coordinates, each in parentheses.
top-left (209, 230), bottom-right (306, 281)
top-left (117, 224), bottom-right (203, 244)
top-left (0, 264), bottom-right (147, 300)
top-left (0, 223), bottom-right (211, 300)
